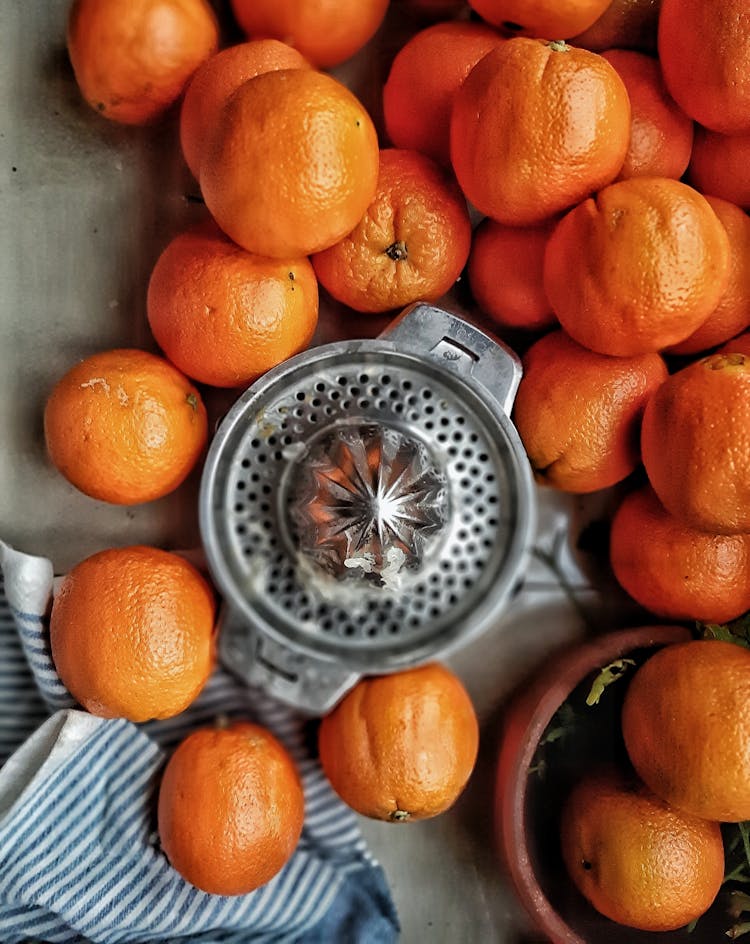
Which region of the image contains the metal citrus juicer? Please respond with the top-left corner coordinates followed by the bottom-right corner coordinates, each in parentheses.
top-left (199, 302), bottom-right (536, 714)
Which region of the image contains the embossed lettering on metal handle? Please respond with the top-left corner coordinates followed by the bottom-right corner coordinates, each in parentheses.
top-left (379, 302), bottom-right (523, 416)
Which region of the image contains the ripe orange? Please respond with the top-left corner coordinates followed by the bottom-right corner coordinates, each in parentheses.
top-left (200, 69), bottom-right (380, 259)
top-left (543, 178), bottom-right (732, 356)
top-left (689, 128), bottom-right (750, 211)
top-left (229, 0), bottom-right (389, 68)
top-left (382, 21), bottom-right (504, 167)
top-left (51, 546), bottom-right (216, 722)
top-left (610, 485), bottom-right (750, 624)
top-left (468, 218), bottom-right (557, 332)
top-left (44, 348), bottom-right (207, 505)
top-left (179, 40), bottom-right (309, 179)
top-left (512, 330), bottom-right (667, 493)
top-left (311, 149), bottom-right (471, 314)
top-left (147, 221), bottom-right (319, 388)
top-left (658, 0), bottom-right (750, 135)
top-left (158, 722), bottom-right (305, 894)
top-left (67, 0), bottom-right (219, 125)
top-left (561, 769), bottom-right (724, 932)
top-left (318, 664), bottom-right (479, 822)
top-left (467, 0), bottom-right (611, 38)
top-left (667, 196), bottom-right (750, 356)
top-left (641, 353), bottom-right (750, 534)
top-left (450, 38), bottom-right (630, 226)
top-left (600, 50), bottom-right (693, 181)
top-left (572, 0), bottom-right (662, 53)
top-left (623, 640), bottom-right (750, 822)
top-left (720, 331), bottom-right (750, 357)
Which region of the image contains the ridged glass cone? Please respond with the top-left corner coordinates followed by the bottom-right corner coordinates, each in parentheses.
top-left (290, 424), bottom-right (447, 585)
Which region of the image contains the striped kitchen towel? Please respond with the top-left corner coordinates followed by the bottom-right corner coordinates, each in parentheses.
top-left (0, 541), bottom-right (399, 944)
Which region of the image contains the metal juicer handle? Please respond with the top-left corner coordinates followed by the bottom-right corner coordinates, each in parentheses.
top-left (218, 605), bottom-right (360, 715)
top-left (380, 302), bottom-right (523, 415)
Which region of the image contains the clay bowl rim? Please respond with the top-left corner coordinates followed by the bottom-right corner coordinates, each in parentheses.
top-left (494, 623), bottom-right (693, 944)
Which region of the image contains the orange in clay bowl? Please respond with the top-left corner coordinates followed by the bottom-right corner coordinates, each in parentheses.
top-left (492, 623), bottom-right (747, 944)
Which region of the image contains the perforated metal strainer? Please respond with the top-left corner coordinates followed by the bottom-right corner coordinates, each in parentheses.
top-left (199, 303), bottom-right (535, 713)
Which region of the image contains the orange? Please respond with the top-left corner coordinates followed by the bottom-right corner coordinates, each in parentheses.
top-left (67, 0), bottom-right (218, 125)
top-left (382, 21), bottom-right (504, 168)
top-left (50, 546), bottom-right (216, 722)
top-left (467, 0), bottom-right (611, 38)
top-left (720, 331), bottom-right (750, 357)
top-left (641, 352), bottom-right (750, 534)
top-left (200, 69), bottom-right (380, 259)
top-left (318, 664), bottom-right (479, 821)
top-left (689, 128), bottom-right (750, 211)
top-left (600, 50), bottom-right (693, 181)
top-left (561, 769), bottom-right (724, 932)
top-left (179, 40), bottom-right (309, 180)
top-left (667, 197), bottom-right (750, 356)
top-left (467, 218), bottom-right (557, 332)
top-left (450, 38), bottom-right (630, 226)
top-left (543, 178), bottom-right (732, 356)
top-left (512, 330), bottom-right (667, 493)
top-left (658, 0), bottom-right (750, 135)
top-left (147, 221), bottom-right (319, 388)
top-left (623, 640), bottom-right (750, 822)
top-left (44, 348), bottom-right (207, 505)
top-left (229, 0), bottom-right (389, 69)
top-left (158, 722), bottom-right (304, 894)
top-left (610, 485), bottom-right (750, 624)
top-left (311, 149), bottom-right (471, 314)
top-left (572, 0), bottom-right (662, 53)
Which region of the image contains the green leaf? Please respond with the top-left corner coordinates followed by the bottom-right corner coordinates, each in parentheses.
top-left (686, 917), bottom-right (699, 933)
top-left (539, 702), bottom-right (577, 747)
top-left (699, 617), bottom-right (750, 649)
top-left (727, 920), bottom-right (750, 939)
top-left (729, 889), bottom-right (750, 919)
top-left (585, 659), bottom-right (637, 707)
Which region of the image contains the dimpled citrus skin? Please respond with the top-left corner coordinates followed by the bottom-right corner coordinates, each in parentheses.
top-left (382, 21), bottom-right (504, 168)
top-left (468, 218), bottom-right (557, 331)
top-left (50, 546), bottom-right (216, 722)
top-left (689, 127), bottom-right (750, 211)
top-left (561, 769), bottom-right (724, 932)
top-left (311, 149), bottom-right (472, 314)
top-left (543, 178), bottom-right (732, 356)
top-left (667, 196), bottom-right (750, 355)
top-left (158, 723), bottom-right (305, 895)
top-left (200, 69), bottom-right (380, 259)
top-left (67, 0), bottom-right (219, 125)
top-left (512, 330), bottom-right (667, 493)
top-left (641, 353), bottom-right (750, 533)
top-left (318, 664), bottom-right (479, 822)
top-left (179, 40), bottom-right (310, 179)
top-left (450, 38), bottom-right (631, 226)
top-left (610, 485), bottom-right (750, 624)
top-left (658, 0), bottom-right (750, 135)
top-left (147, 221), bottom-right (319, 387)
top-left (44, 348), bottom-right (208, 505)
top-left (229, 0), bottom-right (389, 69)
top-left (572, 0), bottom-right (662, 54)
top-left (468, 0), bottom-right (611, 38)
top-left (622, 641), bottom-right (750, 822)
top-left (601, 49), bottom-right (693, 181)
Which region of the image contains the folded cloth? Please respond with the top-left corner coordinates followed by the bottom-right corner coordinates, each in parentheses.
top-left (0, 541), bottom-right (399, 944)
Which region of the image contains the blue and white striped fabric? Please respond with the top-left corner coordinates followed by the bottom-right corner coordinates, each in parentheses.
top-left (0, 542), bottom-right (399, 944)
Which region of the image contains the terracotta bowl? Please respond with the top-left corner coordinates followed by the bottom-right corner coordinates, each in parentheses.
top-left (494, 624), bottom-right (736, 944)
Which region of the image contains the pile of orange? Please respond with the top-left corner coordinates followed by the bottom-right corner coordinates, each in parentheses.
top-left (47, 0), bottom-right (750, 912)
top-left (562, 637), bottom-right (750, 932)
